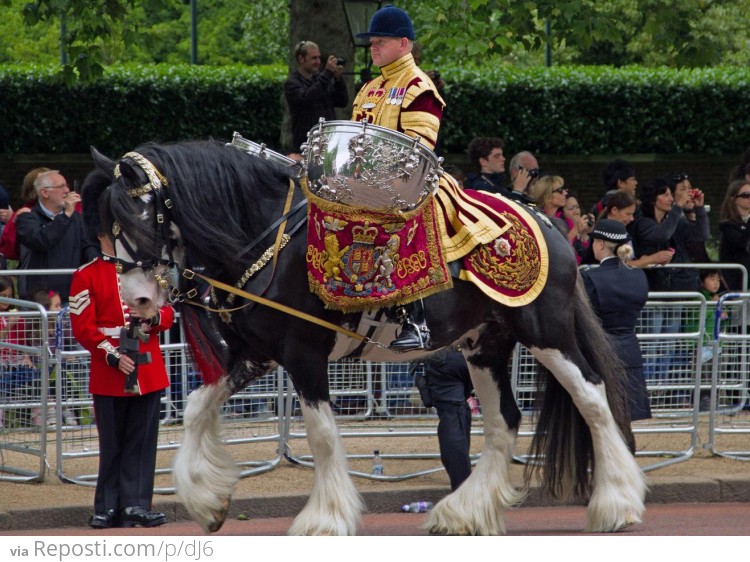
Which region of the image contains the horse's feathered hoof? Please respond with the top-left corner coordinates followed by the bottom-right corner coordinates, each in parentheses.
top-left (205, 495), bottom-right (231, 533)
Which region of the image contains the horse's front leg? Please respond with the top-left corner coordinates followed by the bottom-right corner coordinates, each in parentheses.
top-left (288, 398), bottom-right (364, 535)
top-left (425, 346), bottom-right (525, 535)
top-left (172, 376), bottom-right (239, 533)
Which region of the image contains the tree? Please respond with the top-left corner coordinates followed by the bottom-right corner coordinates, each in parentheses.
top-left (5, 0), bottom-right (290, 78)
top-left (401, 0), bottom-right (750, 68)
top-left (6, 0), bottom-right (750, 79)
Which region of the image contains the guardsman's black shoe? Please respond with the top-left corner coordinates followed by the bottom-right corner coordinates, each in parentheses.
top-left (88, 509), bottom-right (118, 529)
top-left (119, 506), bottom-right (168, 528)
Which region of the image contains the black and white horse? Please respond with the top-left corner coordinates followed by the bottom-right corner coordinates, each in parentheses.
top-left (84, 140), bottom-right (646, 535)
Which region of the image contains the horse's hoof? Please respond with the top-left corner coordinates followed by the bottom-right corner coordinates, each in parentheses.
top-left (207, 519), bottom-right (225, 533)
top-left (205, 495), bottom-right (231, 533)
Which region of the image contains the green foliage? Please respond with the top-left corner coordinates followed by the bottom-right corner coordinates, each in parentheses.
top-left (0, 63), bottom-right (287, 156)
top-left (5, 0), bottom-right (750, 76)
top-left (436, 64), bottom-right (750, 155)
top-left (2, 0), bottom-right (288, 79)
top-left (2, 63), bottom-right (749, 159)
top-left (401, 0), bottom-right (750, 69)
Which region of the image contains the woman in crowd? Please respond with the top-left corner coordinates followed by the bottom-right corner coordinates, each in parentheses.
top-left (0, 167), bottom-right (49, 262)
top-left (599, 191), bottom-right (674, 269)
top-left (718, 179), bottom-right (750, 291)
top-left (630, 177), bottom-right (709, 386)
top-left (666, 172), bottom-right (709, 263)
top-left (558, 190), bottom-right (594, 264)
top-left (533, 175), bottom-right (568, 224)
top-left (631, 176), bottom-right (709, 293)
top-left (581, 220), bottom-right (651, 420)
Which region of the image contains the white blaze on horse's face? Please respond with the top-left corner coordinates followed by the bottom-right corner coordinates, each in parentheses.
top-left (114, 191), bottom-right (171, 319)
top-left (115, 232), bottom-right (167, 319)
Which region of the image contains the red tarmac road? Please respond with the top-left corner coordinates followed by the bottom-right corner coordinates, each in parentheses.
top-left (2, 503), bottom-right (748, 536)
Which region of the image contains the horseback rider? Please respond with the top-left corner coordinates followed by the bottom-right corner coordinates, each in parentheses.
top-left (351, 4), bottom-right (445, 351)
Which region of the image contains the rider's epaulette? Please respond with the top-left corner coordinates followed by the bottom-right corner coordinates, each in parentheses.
top-left (402, 72), bottom-right (445, 110)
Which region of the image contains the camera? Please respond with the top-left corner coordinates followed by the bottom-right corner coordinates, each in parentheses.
top-left (586, 216), bottom-right (595, 228)
top-left (519, 166), bottom-right (540, 179)
top-left (335, 58), bottom-right (345, 66)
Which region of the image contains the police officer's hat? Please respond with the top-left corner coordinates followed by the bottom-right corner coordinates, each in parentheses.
top-left (590, 219), bottom-right (630, 244)
top-left (355, 4), bottom-right (416, 40)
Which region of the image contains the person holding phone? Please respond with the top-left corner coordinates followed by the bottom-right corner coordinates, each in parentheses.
top-left (15, 170), bottom-right (98, 302)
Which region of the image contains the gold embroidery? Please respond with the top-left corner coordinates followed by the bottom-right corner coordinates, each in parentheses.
top-left (322, 232), bottom-right (350, 282)
top-left (467, 214), bottom-right (540, 292)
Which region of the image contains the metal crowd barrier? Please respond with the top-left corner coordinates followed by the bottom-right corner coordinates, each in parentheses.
top-left (706, 292), bottom-right (750, 460)
top-left (0, 298), bottom-right (53, 482)
top-left (2, 265), bottom-right (750, 490)
top-left (51, 311), bottom-right (286, 492)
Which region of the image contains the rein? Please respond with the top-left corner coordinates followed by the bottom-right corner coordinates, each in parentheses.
top-left (182, 268), bottom-right (385, 348)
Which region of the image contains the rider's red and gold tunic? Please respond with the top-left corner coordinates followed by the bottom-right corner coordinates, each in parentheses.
top-left (352, 53), bottom-right (444, 149)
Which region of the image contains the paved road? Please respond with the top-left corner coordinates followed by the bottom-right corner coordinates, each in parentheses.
top-left (2, 503), bottom-right (747, 536)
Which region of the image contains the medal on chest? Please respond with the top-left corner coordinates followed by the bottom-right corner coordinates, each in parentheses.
top-left (387, 87), bottom-right (406, 105)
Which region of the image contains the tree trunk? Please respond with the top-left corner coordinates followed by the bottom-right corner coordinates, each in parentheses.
top-left (281, 0), bottom-right (357, 151)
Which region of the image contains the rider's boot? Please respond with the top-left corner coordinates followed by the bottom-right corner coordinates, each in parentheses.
top-left (389, 300), bottom-right (430, 352)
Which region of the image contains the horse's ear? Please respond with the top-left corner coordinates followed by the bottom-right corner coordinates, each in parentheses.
top-left (116, 160), bottom-right (142, 184)
top-left (90, 146), bottom-right (116, 178)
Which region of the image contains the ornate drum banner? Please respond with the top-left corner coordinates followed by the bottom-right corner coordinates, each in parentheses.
top-left (303, 190), bottom-right (452, 313)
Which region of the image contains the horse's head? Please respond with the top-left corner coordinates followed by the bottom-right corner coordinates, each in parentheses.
top-left (89, 146), bottom-right (182, 318)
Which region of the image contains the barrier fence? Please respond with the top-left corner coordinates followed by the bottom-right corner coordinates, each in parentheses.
top-left (1, 265), bottom-right (749, 492)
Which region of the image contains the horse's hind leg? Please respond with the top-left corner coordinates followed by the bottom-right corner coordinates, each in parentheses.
top-left (426, 338), bottom-right (525, 535)
top-left (531, 346), bottom-right (646, 532)
top-left (172, 376), bottom-right (240, 533)
top-left (287, 397), bottom-right (364, 535)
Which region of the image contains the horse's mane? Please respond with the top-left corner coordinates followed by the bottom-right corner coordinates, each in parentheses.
top-left (106, 140), bottom-right (298, 277)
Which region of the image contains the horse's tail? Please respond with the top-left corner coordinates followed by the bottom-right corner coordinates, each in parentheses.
top-left (527, 274), bottom-right (633, 499)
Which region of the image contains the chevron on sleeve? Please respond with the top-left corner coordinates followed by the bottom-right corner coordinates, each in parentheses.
top-left (69, 289), bottom-right (91, 316)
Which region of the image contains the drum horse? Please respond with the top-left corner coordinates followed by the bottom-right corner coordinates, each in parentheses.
top-left (83, 122), bottom-right (646, 536)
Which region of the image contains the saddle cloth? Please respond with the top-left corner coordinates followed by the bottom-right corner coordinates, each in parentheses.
top-left (301, 174), bottom-right (548, 312)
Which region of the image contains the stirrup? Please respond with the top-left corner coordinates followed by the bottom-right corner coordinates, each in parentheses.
top-left (389, 320), bottom-right (429, 352)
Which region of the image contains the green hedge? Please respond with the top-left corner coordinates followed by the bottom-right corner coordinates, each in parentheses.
top-left (2, 64), bottom-right (749, 157)
top-left (439, 65), bottom-right (750, 155)
top-left (0, 64), bottom-right (288, 157)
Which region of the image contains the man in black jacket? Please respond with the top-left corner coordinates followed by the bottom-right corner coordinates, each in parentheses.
top-left (284, 41), bottom-right (348, 152)
top-left (16, 170), bottom-right (98, 301)
top-left (464, 137), bottom-right (508, 195)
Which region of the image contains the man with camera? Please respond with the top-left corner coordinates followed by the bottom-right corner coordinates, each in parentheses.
top-left (506, 150), bottom-right (541, 205)
top-left (284, 40), bottom-right (349, 152)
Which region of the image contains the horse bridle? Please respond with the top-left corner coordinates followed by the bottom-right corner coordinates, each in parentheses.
top-left (109, 151), bottom-right (185, 300)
